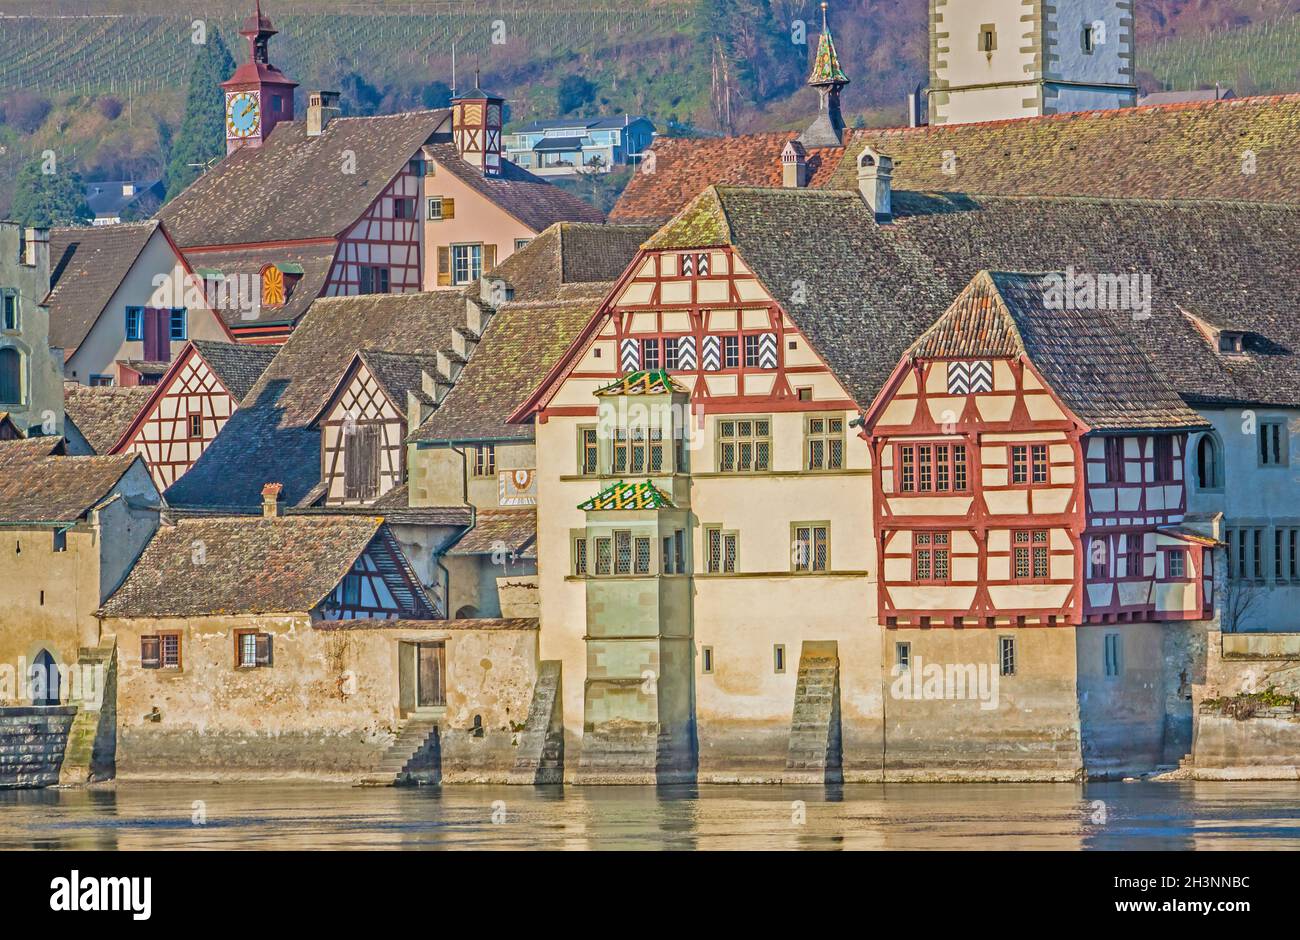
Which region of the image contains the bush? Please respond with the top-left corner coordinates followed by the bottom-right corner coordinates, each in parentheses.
top-left (97, 97), bottom-right (125, 121)
top-left (1, 92), bottom-right (52, 134)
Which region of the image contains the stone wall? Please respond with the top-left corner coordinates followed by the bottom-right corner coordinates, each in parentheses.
top-left (0, 706), bottom-right (76, 789)
top-left (108, 614), bottom-right (538, 781)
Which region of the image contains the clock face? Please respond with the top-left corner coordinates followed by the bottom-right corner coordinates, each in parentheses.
top-left (226, 91), bottom-right (261, 139)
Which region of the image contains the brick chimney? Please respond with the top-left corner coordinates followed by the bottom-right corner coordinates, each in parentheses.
top-left (781, 140), bottom-right (808, 188)
top-left (261, 482), bottom-right (283, 518)
top-left (307, 91), bottom-right (342, 137)
top-left (857, 146), bottom-right (893, 223)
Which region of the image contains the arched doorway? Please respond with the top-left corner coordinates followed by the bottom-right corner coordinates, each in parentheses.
top-left (29, 649), bottom-right (59, 706)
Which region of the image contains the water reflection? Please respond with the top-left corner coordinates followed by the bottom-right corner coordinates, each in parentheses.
top-left (0, 781), bottom-right (1297, 850)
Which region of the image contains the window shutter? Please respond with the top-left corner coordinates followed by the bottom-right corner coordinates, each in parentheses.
top-left (141, 636), bottom-right (160, 669)
top-left (437, 247), bottom-right (452, 287)
top-left (484, 244), bottom-right (497, 272)
top-left (256, 633), bottom-right (273, 667)
top-left (442, 197), bottom-right (455, 220)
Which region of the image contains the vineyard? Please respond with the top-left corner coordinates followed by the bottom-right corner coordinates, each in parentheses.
top-left (1142, 13), bottom-right (1300, 94)
top-left (0, 4), bottom-right (698, 97)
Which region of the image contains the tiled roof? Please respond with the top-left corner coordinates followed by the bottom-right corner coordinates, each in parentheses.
top-left (357, 349), bottom-right (440, 410)
top-left (0, 441), bottom-right (145, 524)
top-left (594, 370), bottom-right (687, 396)
top-left (481, 220), bottom-right (654, 303)
top-left (46, 222), bottom-right (160, 352)
top-left (448, 509), bottom-right (536, 558)
top-left (612, 95), bottom-right (1300, 223)
top-left (635, 185), bottom-right (1300, 409)
top-left (411, 298), bottom-right (596, 443)
top-left (190, 340), bottom-right (278, 402)
top-left (183, 242), bottom-right (338, 329)
top-left (609, 133), bottom-right (842, 223)
top-left (315, 617), bottom-right (539, 631)
top-left (165, 291), bottom-right (463, 510)
top-left (63, 383), bottom-right (153, 454)
top-left (423, 142), bottom-right (606, 232)
top-left (578, 480), bottom-right (674, 511)
top-left (159, 111), bottom-right (448, 247)
top-left (909, 271), bottom-right (1207, 432)
top-left (101, 515), bottom-right (430, 619)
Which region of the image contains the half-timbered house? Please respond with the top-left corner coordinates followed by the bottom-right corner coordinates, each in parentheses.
top-left (108, 340), bottom-right (277, 488)
top-left (158, 7), bottom-right (603, 343)
top-left (862, 270), bottom-right (1214, 774)
top-left (515, 164), bottom-right (1300, 781)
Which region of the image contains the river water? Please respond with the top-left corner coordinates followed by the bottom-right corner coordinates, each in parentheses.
top-left (1, 780), bottom-right (1298, 850)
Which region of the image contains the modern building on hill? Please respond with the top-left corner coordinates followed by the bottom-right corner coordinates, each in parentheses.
top-left (158, 5), bottom-right (604, 343)
top-left (504, 115), bottom-right (656, 175)
top-left (85, 180), bottom-right (165, 226)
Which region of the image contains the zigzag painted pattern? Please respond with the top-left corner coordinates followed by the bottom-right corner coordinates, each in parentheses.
top-left (758, 332), bottom-right (778, 369)
top-left (620, 338), bottom-right (640, 373)
top-left (677, 336), bottom-right (697, 370)
top-left (968, 361), bottom-right (993, 392)
top-left (947, 360), bottom-right (993, 394)
top-left (702, 335), bottom-right (721, 371)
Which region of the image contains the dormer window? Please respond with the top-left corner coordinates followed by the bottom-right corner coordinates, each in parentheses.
top-left (1218, 331), bottom-right (1246, 355)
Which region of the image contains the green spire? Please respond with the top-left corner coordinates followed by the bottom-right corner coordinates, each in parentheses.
top-left (807, 2), bottom-right (849, 87)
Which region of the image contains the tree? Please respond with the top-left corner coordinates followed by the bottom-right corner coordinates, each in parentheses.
top-left (10, 158), bottom-right (92, 228)
top-left (164, 29), bottom-right (236, 201)
top-left (557, 75), bottom-right (597, 116)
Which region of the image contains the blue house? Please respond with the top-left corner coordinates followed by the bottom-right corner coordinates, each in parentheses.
top-left (503, 115), bottom-right (655, 176)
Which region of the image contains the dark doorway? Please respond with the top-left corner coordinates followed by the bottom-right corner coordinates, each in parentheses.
top-left (29, 649), bottom-right (58, 705)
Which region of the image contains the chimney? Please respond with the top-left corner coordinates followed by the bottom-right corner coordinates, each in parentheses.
top-left (307, 91), bottom-right (342, 137)
top-left (22, 227), bottom-right (49, 275)
top-left (857, 146), bottom-right (893, 223)
top-left (907, 82), bottom-right (927, 128)
top-left (781, 140), bottom-right (808, 188)
top-left (261, 482), bottom-right (283, 518)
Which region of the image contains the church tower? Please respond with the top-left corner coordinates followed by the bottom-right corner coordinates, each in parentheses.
top-left (222, 1), bottom-right (299, 154)
top-left (929, 0), bottom-right (1136, 125)
top-left (798, 2), bottom-right (849, 148)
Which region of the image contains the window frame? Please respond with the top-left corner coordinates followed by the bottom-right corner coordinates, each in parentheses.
top-left (1195, 431), bottom-right (1224, 491)
top-left (187, 412), bottom-right (203, 440)
top-left (896, 641), bottom-right (911, 673)
top-left (912, 530), bottom-right (951, 583)
top-left (999, 636), bottom-right (1016, 677)
top-left (471, 444), bottom-right (496, 479)
top-left (427, 196), bottom-right (444, 220)
top-left (1011, 529), bottom-right (1051, 582)
top-left (168, 307), bottom-right (188, 341)
top-left (804, 414), bottom-right (845, 472)
top-left (1103, 633), bottom-right (1122, 679)
top-left (0, 289), bottom-right (18, 332)
top-left (715, 416), bottom-right (772, 474)
top-left (1259, 420), bottom-right (1289, 468)
top-left (703, 525), bottom-right (739, 574)
top-left (450, 243), bottom-right (482, 286)
top-left (897, 442), bottom-right (969, 493)
top-left (235, 629), bottom-right (273, 668)
top-left (791, 521), bottom-right (830, 574)
top-left (722, 335), bottom-right (740, 369)
top-left (125, 306), bottom-right (144, 341)
top-left (1103, 437), bottom-right (1125, 483)
top-left (141, 632), bottom-right (182, 670)
top-left (578, 425), bottom-right (598, 476)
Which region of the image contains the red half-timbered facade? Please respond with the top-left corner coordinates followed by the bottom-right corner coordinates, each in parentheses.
top-left (862, 270), bottom-right (1214, 629)
top-left (317, 528), bottom-right (435, 620)
top-left (111, 340), bottom-right (276, 489)
top-left (324, 163), bottom-right (425, 297)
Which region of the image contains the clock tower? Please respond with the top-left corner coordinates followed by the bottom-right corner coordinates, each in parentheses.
top-left (222, 1), bottom-right (298, 154)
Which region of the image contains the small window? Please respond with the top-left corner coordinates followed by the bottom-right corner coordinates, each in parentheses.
top-left (723, 335), bottom-right (740, 369)
top-left (514, 238), bottom-right (532, 251)
top-left (142, 633), bottom-right (181, 669)
top-left (169, 308), bottom-right (187, 341)
top-left (674, 529), bottom-right (687, 574)
top-left (913, 530), bottom-right (950, 582)
top-left (978, 24), bottom-right (997, 52)
top-left (0, 347), bottom-right (21, 404)
top-left (999, 636), bottom-right (1016, 677)
top-left (573, 536), bottom-right (588, 576)
top-left (716, 417), bottom-right (771, 473)
top-left (701, 646), bottom-right (714, 674)
top-left (1125, 537), bottom-right (1142, 578)
top-left (52, 529), bottom-right (67, 553)
top-left (743, 334), bottom-right (761, 368)
top-left (705, 526), bottom-right (738, 574)
top-left (1104, 437), bottom-right (1125, 483)
top-left (1260, 421), bottom-right (1288, 467)
top-left (1, 290), bottom-right (18, 332)
top-left (393, 197), bottom-right (416, 220)
top-left (579, 426), bottom-right (598, 475)
top-left (1082, 25), bottom-right (1097, 54)
top-left (1103, 633), bottom-right (1122, 678)
top-left (89, 374), bottom-right (114, 387)
top-left (641, 337), bottom-right (660, 370)
top-left (595, 536), bottom-right (612, 575)
top-left (471, 444), bottom-right (496, 478)
top-left (805, 415), bottom-right (845, 471)
top-left (663, 337), bottom-right (679, 370)
top-left (896, 641), bottom-right (911, 673)
top-left (428, 197), bottom-right (444, 220)
top-left (1013, 530), bottom-right (1050, 580)
top-left (1153, 436), bottom-right (1174, 483)
top-left (1167, 549), bottom-right (1186, 579)
top-left (236, 630), bottom-right (273, 668)
top-left (1196, 433), bottom-right (1222, 490)
top-left (1218, 331), bottom-right (1245, 355)
top-left (125, 306), bottom-right (144, 341)
top-left (614, 530), bottom-right (632, 575)
top-left (1090, 538), bottom-right (1109, 580)
top-left (358, 265), bottom-right (391, 295)
top-left (634, 536), bottom-right (651, 575)
top-left (797, 387), bottom-right (813, 402)
top-left (188, 413), bottom-right (203, 439)
top-left (773, 644), bottom-right (786, 674)
top-left (793, 523), bottom-right (829, 573)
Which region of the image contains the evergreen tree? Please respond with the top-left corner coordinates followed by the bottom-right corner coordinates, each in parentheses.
top-left (10, 158), bottom-right (92, 228)
top-left (165, 30), bottom-right (236, 201)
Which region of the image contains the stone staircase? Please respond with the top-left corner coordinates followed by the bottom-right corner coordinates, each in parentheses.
top-left (783, 641), bottom-right (844, 785)
top-left (59, 640), bottom-right (118, 785)
top-left (0, 707), bottom-right (78, 789)
top-left (508, 661), bottom-right (564, 784)
top-left (359, 719), bottom-right (441, 786)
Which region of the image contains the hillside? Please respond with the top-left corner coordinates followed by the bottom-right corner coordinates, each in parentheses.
top-left (1, 0), bottom-right (1297, 217)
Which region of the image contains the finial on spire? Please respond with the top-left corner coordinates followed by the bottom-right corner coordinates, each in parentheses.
top-left (807, 2), bottom-right (849, 88)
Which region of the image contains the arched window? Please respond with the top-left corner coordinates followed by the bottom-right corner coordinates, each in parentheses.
top-left (1196, 433), bottom-right (1223, 491)
top-left (0, 346), bottom-right (21, 405)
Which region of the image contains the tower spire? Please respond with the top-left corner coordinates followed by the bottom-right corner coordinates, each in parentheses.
top-left (798, 2), bottom-right (850, 147)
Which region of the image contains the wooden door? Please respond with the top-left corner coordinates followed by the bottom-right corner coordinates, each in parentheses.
top-left (416, 643), bottom-right (445, 708)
